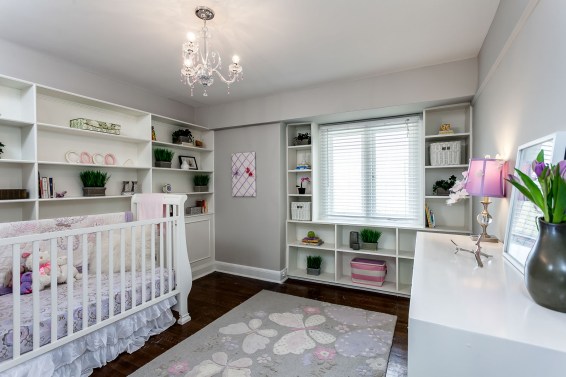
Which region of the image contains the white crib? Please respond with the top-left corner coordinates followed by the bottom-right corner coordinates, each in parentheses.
top-left (0, 194), bottom-right (191, 376)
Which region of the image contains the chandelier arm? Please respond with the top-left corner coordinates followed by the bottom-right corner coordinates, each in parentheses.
top-left (213, 70), bottom-right (237, 85)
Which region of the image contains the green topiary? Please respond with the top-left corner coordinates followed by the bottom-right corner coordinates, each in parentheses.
top-left (79, 170), bottom-right (110, 187)
top-left (360, 228), bottom-right (382, 243)
top-left (307, 231), bottom-right (316, 238)
top-left (153, 148), bottom-right (174, 162)
top-left (307, 255), bottom-right (322, 269)
top-left (193, 174), bottom-right (210, 186)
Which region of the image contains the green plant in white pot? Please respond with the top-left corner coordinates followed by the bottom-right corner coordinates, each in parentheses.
top-left (306, 255), bottom-right (322, 276)
top-left (154, 148), bottom-right (174, 168)
top-left (80, 170), bottom-right (110, 197)
top-left (360, 228), bottom-right (382, 250)
top-left (193, 174), bottom-right (210, 192)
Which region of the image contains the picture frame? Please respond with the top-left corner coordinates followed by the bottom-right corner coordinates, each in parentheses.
top-left (503, 132), bottom-right (566, 273)
top-left (179, 155), bottom-right (198, 170)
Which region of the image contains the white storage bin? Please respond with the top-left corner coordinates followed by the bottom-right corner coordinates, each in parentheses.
top-left (291, 202), bottom-right (311, 221)
top-left (430, 141), bottom-right (462, 166)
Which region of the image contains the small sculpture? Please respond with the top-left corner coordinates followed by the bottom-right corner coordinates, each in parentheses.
top-left (438, 123), bottom-right (454, 135)
top-left (451, 239), bottom-right (492, 268)
top-left (56, 191), bottom-right (67, 198)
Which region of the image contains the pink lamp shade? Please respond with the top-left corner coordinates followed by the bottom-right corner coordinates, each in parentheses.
top-left (465, 158), bottom-right (508, 198)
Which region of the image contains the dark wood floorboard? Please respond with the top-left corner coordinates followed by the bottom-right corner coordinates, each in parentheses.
top-left (91, 272), bottom-right (409, 377)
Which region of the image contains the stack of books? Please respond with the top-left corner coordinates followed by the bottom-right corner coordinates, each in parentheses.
top-left (38, 175), bottom-right (55, 199)
top-left (301, 236), bottom-right (324, 246)
top-left (425, 204), bottom-right (436, 228)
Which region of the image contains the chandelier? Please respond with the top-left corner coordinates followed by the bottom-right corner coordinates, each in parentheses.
top-left (181, 6), bottom-right (243, 96)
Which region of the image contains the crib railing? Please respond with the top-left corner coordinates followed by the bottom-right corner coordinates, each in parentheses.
top-left (0, 194), bottom-right (190, 373)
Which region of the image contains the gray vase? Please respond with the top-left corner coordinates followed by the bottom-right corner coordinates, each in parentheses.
top-left (83, 187), bottom-right (106, 197)
top-left (524, 218), bottom-right (566, 313)
top-left (154, 161), bottom-right (172, 168)
top-left (307, 268), bottom-right (321, 276)
top-left (194, 186), bottom-right (208, 192)
top-left (362, 242), bottom-right (379, 251)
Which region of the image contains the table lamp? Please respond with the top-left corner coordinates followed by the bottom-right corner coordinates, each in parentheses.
top-left (465, 158), bottom-right (508, 242)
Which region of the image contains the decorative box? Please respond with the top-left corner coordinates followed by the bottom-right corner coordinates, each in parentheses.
top-left (186, 206), bottom-right (203, 216)
top-left (430, 141), bottom-right (463, 166)
top-left (70, 118), bottom-right (121, 135)
top-left (0, 189), bottom-right (29, 200)
top-left (350, 258), bottom-right (387, 287)
top-left (291, 202), bottom-right (311, 221)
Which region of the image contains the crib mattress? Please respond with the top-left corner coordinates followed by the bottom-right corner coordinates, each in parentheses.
top-left (0, 268), bottom-right (173, 361)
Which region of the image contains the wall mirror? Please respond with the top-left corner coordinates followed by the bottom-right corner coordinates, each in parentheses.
top-left (504, 132), bottom-right (566, 272)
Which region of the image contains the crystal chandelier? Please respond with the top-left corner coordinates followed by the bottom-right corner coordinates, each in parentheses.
top-left (181, 6), bottom-right (243, 96)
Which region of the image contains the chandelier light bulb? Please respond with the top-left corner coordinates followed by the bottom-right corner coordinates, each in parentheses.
top-left (181, 6), bottom-right (243, 96)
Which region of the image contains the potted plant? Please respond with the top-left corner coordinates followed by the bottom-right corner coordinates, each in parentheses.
top-left (0, 141), bottom-right (4, 158)
top-left (80, 170), bottom-right (110, 197)
top-left (360, 228), bottom-right (382, 250)
top-left (507, 150), bottom-right (566, 312)
top-left (154, 148), bottom-right (174, 168)
top-left (293, 132), bottom-right (311, 146)
top-left (297, 176), bottom-right (310, 194)
top-left (172, 128), bottom-right (194, 145)
top-left (306, 255), bottom-right (322, 276)
top-left (433, 175), bottom-right (457, 196)
top-left (193, 174), bottom-right (210, 192)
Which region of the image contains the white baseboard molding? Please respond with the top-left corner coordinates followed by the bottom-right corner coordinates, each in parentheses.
top-left (215, 261), bottom-right (286, 283)
top-left (191, 261), bottom-right (216, 280)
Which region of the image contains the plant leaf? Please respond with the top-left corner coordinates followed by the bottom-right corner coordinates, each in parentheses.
top-left (536, 149), bottom-right (545, 163)
top-left (509, 169), bottom-right (548, 220)
top-left (552, 175), bottom-right (566, 223)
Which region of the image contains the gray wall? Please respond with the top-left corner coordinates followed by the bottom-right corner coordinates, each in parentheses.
top-left (0, 38), bottom-right (194, 123)
top-left (473, 0), bottom-right (565, 238)
top-left (195, 58), bottom-right (478, 128)
top-left (214, 123), bottom-right (286, 271)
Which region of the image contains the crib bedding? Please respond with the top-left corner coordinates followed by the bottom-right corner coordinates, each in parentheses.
top-left (0, 267), bottom-right (173, 361)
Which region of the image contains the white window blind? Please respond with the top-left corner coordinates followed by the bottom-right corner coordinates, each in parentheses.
top-left (319, 115), bottom-right (422, 224)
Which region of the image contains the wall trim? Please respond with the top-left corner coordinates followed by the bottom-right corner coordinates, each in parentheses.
top-left (191, 261), bottom-right (216, 280)
top-left (215, 261), bottom-right (286, 283)
top-left (473, 0), bottom-right (540, 103)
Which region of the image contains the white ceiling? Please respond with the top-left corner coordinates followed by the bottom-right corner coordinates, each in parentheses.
top-left (0, 0), bottom-right (499, 108)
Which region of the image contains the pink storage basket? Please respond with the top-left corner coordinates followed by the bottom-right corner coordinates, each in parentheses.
top-left (350, 258), bottom-right (387, 287)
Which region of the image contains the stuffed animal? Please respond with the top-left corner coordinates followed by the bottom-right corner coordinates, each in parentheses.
top-left (22, 252), bottom-right (51, 291)
top-left (20, 272), bottom-right (32, 294)
top-left (56, 255), bottom-right (82, 284)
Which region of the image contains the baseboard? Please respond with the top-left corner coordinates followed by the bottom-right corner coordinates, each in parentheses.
top-left (215, 261), bottom-right (286, 283)
top-left (191, 261), bottom-right (215, 280)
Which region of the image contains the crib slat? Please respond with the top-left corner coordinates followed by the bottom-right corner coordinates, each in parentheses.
top-left (12, 244), bottom-right (21, 358)
top-left (131, 225), bottom-right (136, 309)
top-left (151, 224), bottom-right (156, 301)
top-left (159, 221), bottom-right (164, 296)
top-left (82, 234), bottom-right (88, 331)
top-left (96, 232), bottom-right (102, 323)
top-left (67, 236), bottom-right (74, 337)
top-left (108, 230), bottom-right (114, 318)
top-left (50, 238), bottom-right (57, 343)
top-left (120, 228), bottom-right (126, 314)
top-left (32, 241), bottom-right (40, 350)
top-left (167, 216), bottom-right (172, 294)
top-left (141, 225), bottom-right (146, 304)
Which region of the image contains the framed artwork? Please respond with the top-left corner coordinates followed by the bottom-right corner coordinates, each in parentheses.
top-left (504, 132), bottom-right (566, 272)
top-left (179, 155), bottom-right (198, 170)
top-left (232, 152), bottom-right (256, 197)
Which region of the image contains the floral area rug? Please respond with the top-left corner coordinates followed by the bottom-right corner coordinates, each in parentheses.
top-left (131, 290), bottom-right (397, 377)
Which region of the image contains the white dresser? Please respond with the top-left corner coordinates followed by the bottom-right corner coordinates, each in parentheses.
top-left (408, 232), bottom-right (566, 377)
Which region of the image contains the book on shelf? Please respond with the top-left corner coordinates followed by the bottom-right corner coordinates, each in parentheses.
top-left (41, 177), bottom-right (49, 199)
top-left (48, 177), bottom-right (54, 198)
top-left (425, 204), bottom-right (435, 228)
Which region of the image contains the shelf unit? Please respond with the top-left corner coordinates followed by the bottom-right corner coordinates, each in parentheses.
top-left (285, 122), bottom-right (416, 297)
top-left (422, 103), bottom-right (472, 234)
top-left (0, 74), bottom-right (215, 222)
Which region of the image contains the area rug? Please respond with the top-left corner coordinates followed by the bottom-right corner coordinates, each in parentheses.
top-left (131, 290), bottom-right (397, 377)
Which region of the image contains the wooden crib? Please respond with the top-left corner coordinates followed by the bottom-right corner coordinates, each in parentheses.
top-left (0, 194), bottom-right (191, 375)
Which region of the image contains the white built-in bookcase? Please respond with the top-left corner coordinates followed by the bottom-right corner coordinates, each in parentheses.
top-left (0, 74), bottom-right (214, 223)
top-left (286, 109), bottom-right (472, 296)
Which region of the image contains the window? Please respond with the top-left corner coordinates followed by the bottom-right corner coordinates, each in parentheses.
top-left (318, 115), bottom-right (422, 224)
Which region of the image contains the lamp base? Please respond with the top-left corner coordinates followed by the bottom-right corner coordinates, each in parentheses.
top-left (470, 234), bottom-right (499, 243)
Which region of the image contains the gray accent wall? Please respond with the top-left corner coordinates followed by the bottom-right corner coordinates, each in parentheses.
top-left (473, 0), bottom-right (565, 238)
top-left (0, 38), bottom-right (194, 123)
top-left (214, 123), bottom-right (286, 271)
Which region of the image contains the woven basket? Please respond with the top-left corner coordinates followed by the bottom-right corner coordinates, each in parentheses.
top-left (291, 202), bottom-right (311, 221)
top-left (430, 141), bottom-right (462, 166)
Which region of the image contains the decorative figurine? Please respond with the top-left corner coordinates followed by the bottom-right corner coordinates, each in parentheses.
top-left (56, 191), bottom-right (67, 198)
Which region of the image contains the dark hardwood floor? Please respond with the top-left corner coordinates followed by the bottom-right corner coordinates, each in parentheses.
top-left (92, 272), bottom-right (409, 376)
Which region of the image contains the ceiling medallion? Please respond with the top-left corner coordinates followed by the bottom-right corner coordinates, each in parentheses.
top-left (181, 6), bottom-right (243, 96)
